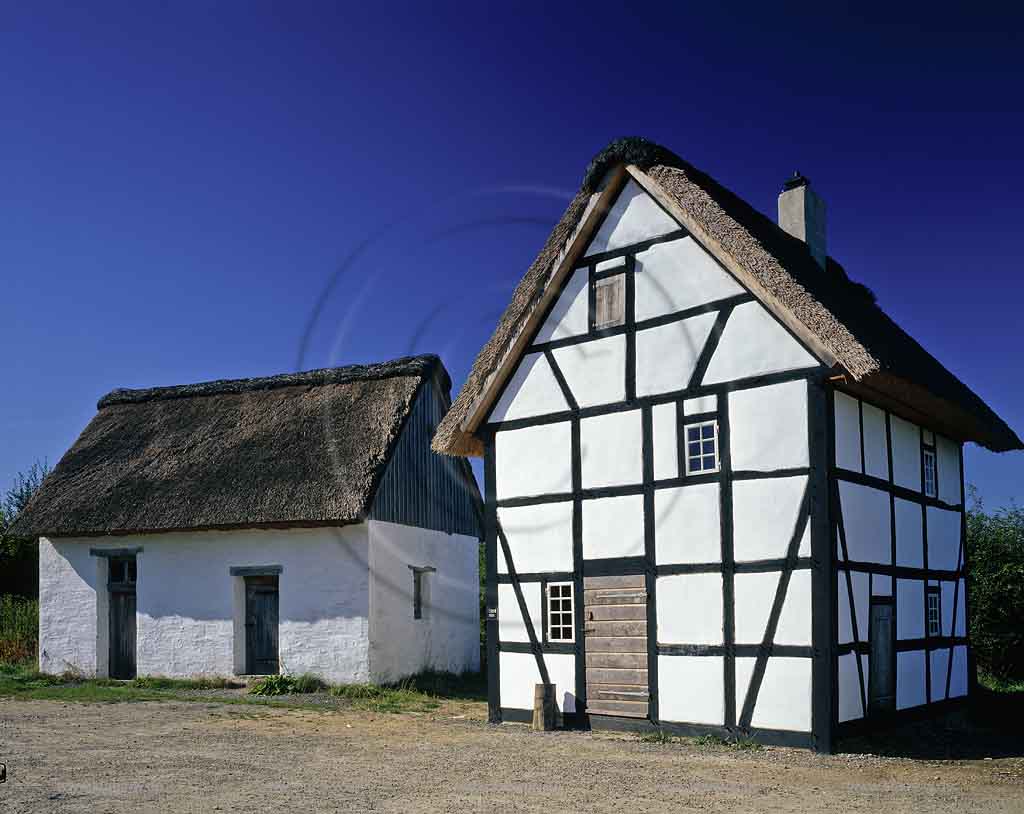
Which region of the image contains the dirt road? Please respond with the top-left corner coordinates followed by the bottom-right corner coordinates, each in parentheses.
top-left (1, 698), bottom-right (1022, 813)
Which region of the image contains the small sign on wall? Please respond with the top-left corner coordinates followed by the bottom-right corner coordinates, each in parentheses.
top-left (486, 607), bottom-right (497, 620)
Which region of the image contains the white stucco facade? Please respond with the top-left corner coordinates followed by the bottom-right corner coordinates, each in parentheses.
top-left (39, 521), bottom-right (479, 684)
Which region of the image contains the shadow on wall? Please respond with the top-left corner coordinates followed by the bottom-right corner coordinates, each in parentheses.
top-left (836, 688), bottom-right (1024, 760)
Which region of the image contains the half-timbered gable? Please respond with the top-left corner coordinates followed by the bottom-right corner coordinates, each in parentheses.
top-left (435, 137), bottom-right (1020, 752)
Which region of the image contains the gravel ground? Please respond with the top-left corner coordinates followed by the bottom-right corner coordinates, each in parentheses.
top-left (1, 697), bottom-right (1022, 813)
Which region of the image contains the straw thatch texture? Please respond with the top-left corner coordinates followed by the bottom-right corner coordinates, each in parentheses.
top-left (433, 138), bottom-right (1020, 455)
top-left (12, 355), bottom-right (446, 537)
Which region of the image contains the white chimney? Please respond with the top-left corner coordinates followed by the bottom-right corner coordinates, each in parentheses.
top-left (778, 172), bottom-right (826, 269)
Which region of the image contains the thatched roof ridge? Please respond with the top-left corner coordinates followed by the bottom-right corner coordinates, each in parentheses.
top-left (433, 137), bottom-right (1021, 456)
top-left (99, 355), bottom-right (447, 407)
top-left (12, 354), bottom-right (450, 538)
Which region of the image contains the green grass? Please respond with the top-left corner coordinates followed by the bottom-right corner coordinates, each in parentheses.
top-left (692, 733), bottom-right (763, 751)
top-left (978, 672), bottom-right (1024, 693)
top-left (0, 595), bottom-right (38, 664)
top-left (636, 729), bottom-right (676, 744)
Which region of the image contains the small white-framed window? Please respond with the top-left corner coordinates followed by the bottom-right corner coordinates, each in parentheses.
top-left (926, 587), bottom-right (941, 637)
top-left (684, 419), bottom-right (719, 475)
top-left (546, 582), bottom-right (574, 642)
top-left (922, 447), bottom-right (937, 498)
top-left (593, 274), bottom-right (625, 330)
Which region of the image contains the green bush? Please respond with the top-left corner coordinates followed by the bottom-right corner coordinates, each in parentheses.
top-left (966, 495), bottom-right (1024, 680)
top-left (0, 595), bottom-right (38, 664)
top-left (248, 673), bottom-right (325, 696)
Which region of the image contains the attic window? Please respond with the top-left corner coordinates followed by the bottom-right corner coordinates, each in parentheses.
top-left (926, 587), bottom-right (941, 637)
top-left (592, 275), bottom-right (625, 330)
top-left (922, 446), bottom-right (937, 498)
top-left (684, 420), bottom-right (719, 475)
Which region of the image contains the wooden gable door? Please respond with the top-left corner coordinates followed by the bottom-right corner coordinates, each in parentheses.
top-left (583, 575), bottom-right (650, 718)
top-left (245, 575), bottom-right (279, 675)
top-left (868, 599), bottom-right (896, 713)
top-left (108, 557), bottom-right (137, 680)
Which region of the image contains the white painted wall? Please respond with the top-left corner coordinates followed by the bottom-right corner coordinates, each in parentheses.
top-left (894, 498), bottom-right (923, 568)
top-left (634, 236), bottom-right (744, 320)
top-left (927, 507), bottom-right (962, 571)
top-left (890, 415), bottom-right (921, 491)
top-left (367, 520), bottom-right (480, 682)
top-left (584, 179), bottom-right (678, 257)
top-left (736, 656), bottom-right (812, 731)
top-left (41, 527), bottom-right (373, 682)
top-left (580, 410), bottom-right (642, 488)
top-left (896, 650), bottom-right (927, 710)
top-left (838, 481), bottom-right (891, 564)
top-left (729, 381), bottom-right (809, 472)
top-left (535, 268), bottom-right (589, 343)
top-left (489, 352), bottom-right (566, 423)
top-left (734, 570), bottom-right (811, 646)
top-left (861, 403), bottom-right (889, 480)
top-left (652, 401), bottom-right (677, 480)
top-left (551, 335), bottom-right (625, 408)
top-left (897, 579), bottom-right (925, 640)
top-left (656, 573), bottom-right (723, 644)
top-left (837, 571), bottom-right (869, 645)
top-left (495, 422), bottom-right (572, 499)
top-left (499, 651), bottom-right (576, 712)
top-left (937, 436), bottom-right (962, 504)
top-left (497, 502), bottom-right (573, 574)
top-left (732, 476), bottom-right (809, 561)
top-left (833, 391), bottom-right (861, 472)
top-left (634, 313), bottom-right (717, 397)
top-left (582, 494), bottom-right (644, 559)
top-left (837, 653), bottom-right (866, 722)
top-left (497, 582), bottom-right (541, 643)
top-left (658, 655), bottom-right (724, 725)
top-left (654, 483), bottom-right (720, 564)
top-left (702, 302), bottom-right (818, 385)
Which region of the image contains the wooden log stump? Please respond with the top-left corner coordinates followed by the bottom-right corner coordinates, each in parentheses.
top-left (532, 683), bottom-right (561, 731)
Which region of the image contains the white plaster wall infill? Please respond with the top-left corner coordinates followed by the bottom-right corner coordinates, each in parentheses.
top-left (580, 410), bottom-right (642, 489)
top-left (654, 483), bottom-right (720, 564)
top-left (838, 481), bottom-right (891, 564)
top-left (896, 579), bottom-right (925, 640)
top-left (652, 401), bottom-right (678, 480)
top-left (634, 312), bottom-right (717, 397)
top-left (949, 646), bottom-right (968, 698)
top-left (499, 651), bottom-right (576, 712)
top-left (732, 476), bottom-right (808, 562)
top-left (684, 395), bottom-right (717, 416)
top-left (861, 403), bottom-right (889, 480)
top-left (833, 391), bottom-right (862, 473)
top-left (926, 507), bottom-right (962, 572)
top-left (896, 650), bottom-right (927, 710)
top-left (936, 436), bottom-right (962, 505)
top-left (633, 235), bottom-right (744, 321)
top-left (728, 380), bottom-right (808, 472)
top-left (734, 570), bottom-right (811, 646)
top-left (497, 582), bottom-right (541, 643)
top-left (930, 649), bottom-right (950, 702)
top-left (582, 494), bottom-right (644, 560)
top-left (656, 573), bottom-right (723, 644)
top-left (39, 538), bottom-right (99, 675)
top-left (535, 268), bottom-right (589, 343)
top-left (367, 521), bottom-right (480, 682)
top-left (940, 580), bottom-right (967, 637)
top-left (584, 179), bottom-right (678, 257)
top-left (837, 653), bottom-right (866, 722)
top-left (551, 335), bottom-right (625, 408)
top-left (837, 571), bottom-right (869, 645)
top-left (703, 301), bottom-right (818, 385)
top-left (894, 498), bottom-right (924, 568)
top-left (495, 422), bottom-right (572, 499)
top-left (736, 656), bottom-right (811, 732)
top-left (497, 502), bottom-right (573, 574)
top-left (657, 655), bottom-right (724, 725)
top-left (489, 352), bottom-right (567, 423)
top-left (890, 415), bottom-right (921, 491)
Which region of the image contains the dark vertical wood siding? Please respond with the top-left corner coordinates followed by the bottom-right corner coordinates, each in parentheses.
top-left (371, 377), bottom-right (483, 538)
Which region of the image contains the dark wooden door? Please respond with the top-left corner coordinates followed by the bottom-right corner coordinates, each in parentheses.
top-left (245, 576), bottom-right (279, 675)
top-left (869, 601), bottom-right (895, 713)
top-left (582, 575), bottom-right (649, 718)
top-left (108, 560), bottom-right (137, 680)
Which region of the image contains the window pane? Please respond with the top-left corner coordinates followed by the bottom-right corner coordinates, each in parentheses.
top-left (687, 428), bottom-right (700, 442)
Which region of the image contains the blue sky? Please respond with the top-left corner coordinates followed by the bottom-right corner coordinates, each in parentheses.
top-left (2, 2), bottom-right (1022, 508)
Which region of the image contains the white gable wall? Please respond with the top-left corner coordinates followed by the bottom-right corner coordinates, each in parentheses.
top-left (584, 179), bottom-right (678, 256)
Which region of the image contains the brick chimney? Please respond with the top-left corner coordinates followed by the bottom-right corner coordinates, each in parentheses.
top-left (778, 172), bottom-right (826, 269)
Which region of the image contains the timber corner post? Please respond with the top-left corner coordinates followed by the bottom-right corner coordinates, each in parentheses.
top-left (809, 374), bottom-right (836, 753)
top-left (484, 432), bottom-right (501, 724)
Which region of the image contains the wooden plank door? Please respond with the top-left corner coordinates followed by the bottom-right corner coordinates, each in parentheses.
top-left (108, 556), bottom-right (136, 680)
top-left (583, 575), bottom-right (649, 718)
top-left (868, 600), bottom-right (895, 713)
top-left (245, 576), bottom-right (279, 675)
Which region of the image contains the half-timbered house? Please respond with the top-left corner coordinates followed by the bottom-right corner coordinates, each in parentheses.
top-left (13, 355), bottom-right (482, 684)
top-left (433, 138), bottom-right (1021, 751)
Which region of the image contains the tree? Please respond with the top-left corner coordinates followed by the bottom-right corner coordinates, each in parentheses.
top-left (0, 461), bottom-right (49, 597)
top-left (966, 488), bottom-right (1024, 681)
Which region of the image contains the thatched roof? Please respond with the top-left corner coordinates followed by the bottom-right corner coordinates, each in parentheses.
top-left (434, 137), bottom-right (1021, 456)
top-left (12, 355), bottom-right (452, 537)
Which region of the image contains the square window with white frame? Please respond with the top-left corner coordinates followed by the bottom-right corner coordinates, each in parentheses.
top-left (926, 587), bottom-right (941, 637)
top-left (546, 582), bottom-right (574, 642)
top-left (684, 420), bottom-right (719, 475)
top-left (922, 446), bottom-right (937, 498)
top-left (592, 274), bottom-right (625, 330)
